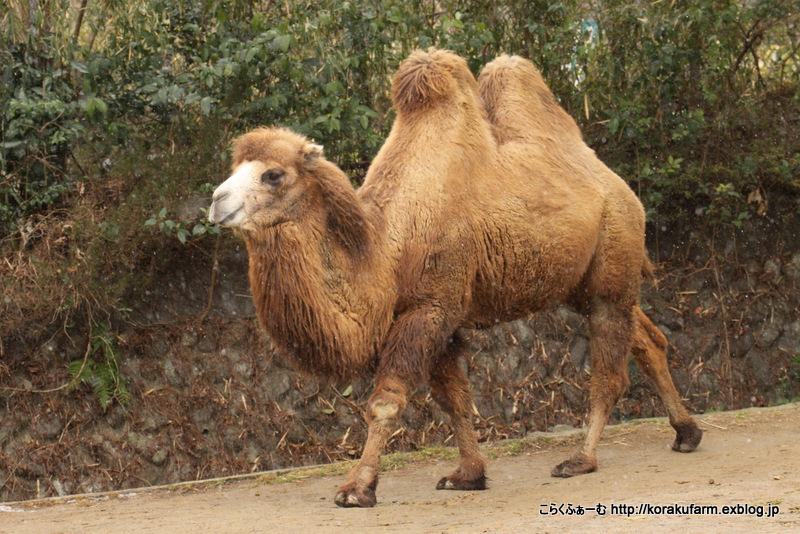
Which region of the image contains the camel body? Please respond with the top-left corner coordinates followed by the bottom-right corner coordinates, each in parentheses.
top-left (208, 49), bottom-right (701, 507)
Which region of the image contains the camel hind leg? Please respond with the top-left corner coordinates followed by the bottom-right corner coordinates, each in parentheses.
top-left (631, 307), bottom-right (702, 452)
top-left (429, 334), bottom-right (487, 490)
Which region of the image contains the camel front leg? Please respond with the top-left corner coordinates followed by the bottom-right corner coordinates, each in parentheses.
top-left (334, 304), bottom-right (456, 507)
top-left (552, 299), bottom-right (632, 477)
top-left (335, 376), bottom-right (408, 507)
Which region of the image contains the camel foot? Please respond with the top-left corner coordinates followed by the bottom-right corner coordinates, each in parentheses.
top-left (551, 453), bottom-right (597, 478)
top-left (334, 482), bottom-right (377, 508)
top-left (671, 420), bottom-right (703, 452)
top-left (436, 472), bottom-right (487, 491)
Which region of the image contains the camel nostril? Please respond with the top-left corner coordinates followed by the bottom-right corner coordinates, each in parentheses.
top-left (213, 190), bottom-right (230, 203)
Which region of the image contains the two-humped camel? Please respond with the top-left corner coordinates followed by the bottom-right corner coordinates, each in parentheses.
top-left (208, 49), bottom-right (701, 507)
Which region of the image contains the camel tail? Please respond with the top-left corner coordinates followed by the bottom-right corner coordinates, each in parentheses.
top-left (633, 305), bottom-right (668, 352)
top-left (641, 255), bottom-right (657, 285)
top-left (391, 48), bottom-right (469, 116)
top-left (636, 256), bottom-right (667, 350)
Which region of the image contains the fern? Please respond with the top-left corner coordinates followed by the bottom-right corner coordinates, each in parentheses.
top-left (68, 324), bottom-right (131, 412)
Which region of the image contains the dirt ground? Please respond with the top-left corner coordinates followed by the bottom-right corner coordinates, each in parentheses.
top-left (2, 403), bottom-right (798, 533)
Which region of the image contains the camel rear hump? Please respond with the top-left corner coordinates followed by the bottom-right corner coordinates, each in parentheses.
top-left (478, 54), bottom-right (583, 145)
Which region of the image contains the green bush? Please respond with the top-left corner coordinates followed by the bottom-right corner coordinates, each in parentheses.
top-left (578, 0), bottom-right (800, 225)
top-left (0, 29), bottom-right (84, 233)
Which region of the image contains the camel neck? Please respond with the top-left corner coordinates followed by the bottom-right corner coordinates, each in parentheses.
top-left (243, 222), bottom-right (391, 381)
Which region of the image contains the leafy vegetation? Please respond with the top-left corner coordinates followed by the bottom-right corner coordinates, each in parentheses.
top-left (2, 0), bottom-right (798, 235)
top-left (68, 322), bottom-right (131, 411)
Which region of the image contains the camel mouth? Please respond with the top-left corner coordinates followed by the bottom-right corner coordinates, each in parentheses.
top-left (208, 202), bottom-right (243, 228)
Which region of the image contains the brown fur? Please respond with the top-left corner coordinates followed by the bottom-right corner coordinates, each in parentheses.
top-left (211, 49), bottom-right (700, 508)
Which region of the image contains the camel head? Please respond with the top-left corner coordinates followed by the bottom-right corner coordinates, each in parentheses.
top-left (208, 127), bottom-right (324, 233)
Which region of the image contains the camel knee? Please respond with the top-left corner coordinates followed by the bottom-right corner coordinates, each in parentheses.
top-left (366, 389), bottom-right (406, 427)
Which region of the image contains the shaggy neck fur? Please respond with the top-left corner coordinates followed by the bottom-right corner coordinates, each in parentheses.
top-left (242, 164), bottom-right (392, 382)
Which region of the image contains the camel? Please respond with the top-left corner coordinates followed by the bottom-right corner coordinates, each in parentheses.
top-left (207, 48), bottom-right (702, 508)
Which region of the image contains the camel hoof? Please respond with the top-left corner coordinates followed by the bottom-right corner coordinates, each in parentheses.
top-left (551, 453), bottom-right (597, 478)
top-left (671, 420), bottom-right (703, 453)
top-left (334, 485), bottom-right (377, 508)
top-left (436, 473), bottom-right (487, 491)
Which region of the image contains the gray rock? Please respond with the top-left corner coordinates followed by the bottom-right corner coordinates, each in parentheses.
top-left (128, 431), bottom-right (155, 454)
top-left (181, 330), bottom-right (198, 348)
top-left (763, 258), bottom-right (782, 277)
top-left (782, 253), bottom-right (800, 282)
top-left (151, 448), bottom-right (169, 466)
top-left (758, 323), bottom-right (783, 347)
top-left (745, 351), bottom-right (773, 391)
top-left (732, 331), bottom-right (755, 358)
top-left (261, 368), bottom-right (294, 400)
top-left (776, 320), bottom-right (800, 354)
top-left (34, 415), bottom-right (63, 440)
top-left (197, 334), bottom-right (216, 353)
top-left (51, 479), bottom-right (67, 497)
top-left (496, 349), bottom-right (520, 383)
top-left (506, 320), bottom-right (534, 350)
top-left (162, 359), bottom-right (181, 386)
top-left (233, 360), bottom-right (253, 379)
top-left (671, 332), bottom-right (694, 357)
top-left (697, 373), bottom-right (716, 392)
top-left (569, 337), bottom-right (589, 369)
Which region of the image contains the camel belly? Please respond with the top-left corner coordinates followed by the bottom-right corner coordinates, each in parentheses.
top-left (465, 221), bottom-right (596, 324)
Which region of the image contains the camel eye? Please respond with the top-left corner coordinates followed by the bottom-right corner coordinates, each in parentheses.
top-left (261, 168), bottom-right (285, 187)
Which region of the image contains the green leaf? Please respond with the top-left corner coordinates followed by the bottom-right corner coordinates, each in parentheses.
top-left (144, 218), bottom-right (157, 226)
top-left (608, 116), bottom-right (620, 134)
top-left (325, 81), bottom-right (344, 95)
top-left (322, 408), bottom-right (335, 415)
top-left (326, 118), bottom-right (340, 133)
top-left (273, 34), bottom-right (291, 52)
top-left (70, 61), bottom-right (88, 74)
top-left (342, 385), bottom-right (353, 397)
top-left (200, 96), bottom-right (215, 116)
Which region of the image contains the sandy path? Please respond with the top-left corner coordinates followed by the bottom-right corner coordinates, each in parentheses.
top-left (2, 403), bottom-right (798, 533)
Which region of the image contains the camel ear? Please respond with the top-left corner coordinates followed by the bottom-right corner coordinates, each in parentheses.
top-left (302, 143), bottom-right (324, 171)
